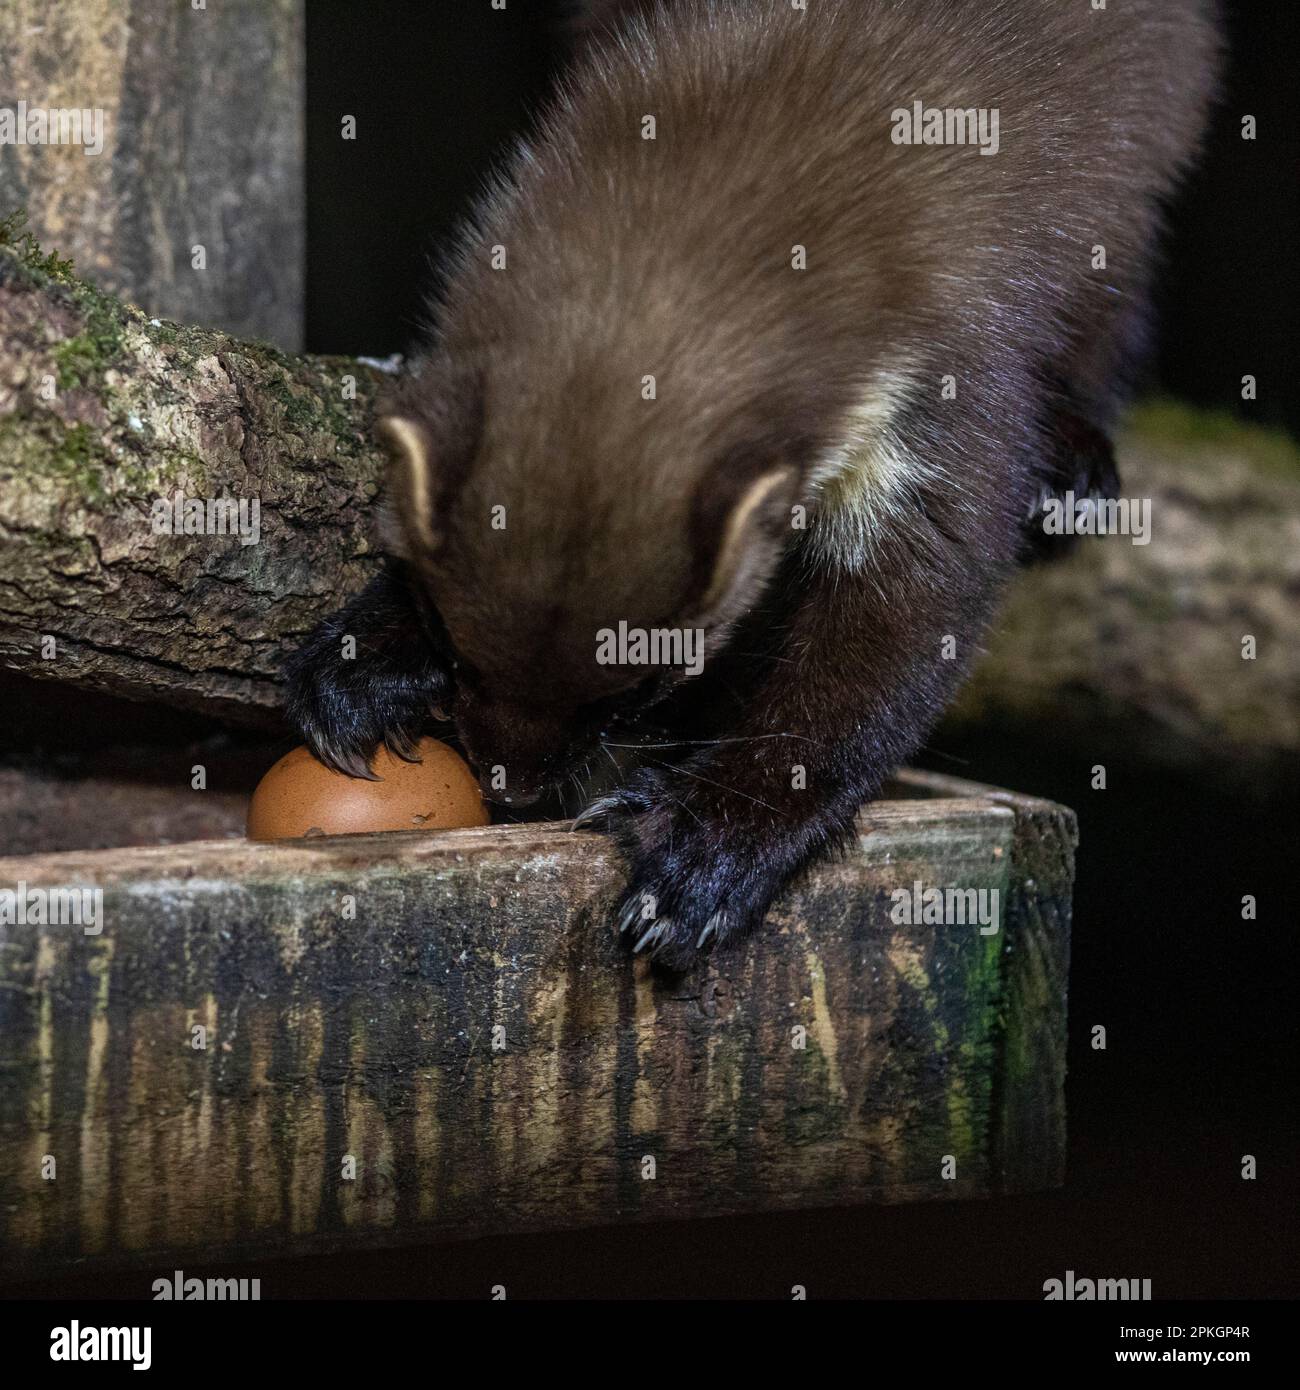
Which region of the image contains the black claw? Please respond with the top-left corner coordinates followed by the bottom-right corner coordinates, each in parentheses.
top-left (383, 728), bottom-right (424, 763)
top-left (317, 740), bottom-right (380, 781)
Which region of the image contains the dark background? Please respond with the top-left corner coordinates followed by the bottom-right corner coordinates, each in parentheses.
top-left (306, 0), bottom-right (1300, 435)
top-left (17, 0), bottom-right (1296, 1300)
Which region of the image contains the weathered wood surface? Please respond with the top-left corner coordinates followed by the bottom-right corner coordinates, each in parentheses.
top-left (0, 0), bottom-right (304, 348)
top-left (0, 771), bottom-right (1074, 1281)
top-left (0, 761), bottom-right (251, 858)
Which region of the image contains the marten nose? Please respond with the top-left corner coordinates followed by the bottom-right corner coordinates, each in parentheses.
top-left (457, 699), bottom-right (572, 806)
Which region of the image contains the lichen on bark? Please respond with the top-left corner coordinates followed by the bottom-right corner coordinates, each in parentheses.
top-left (0, 213), bottom-right (389, 723)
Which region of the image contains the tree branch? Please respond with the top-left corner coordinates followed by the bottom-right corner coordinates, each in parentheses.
top-left (2, 221), bottom-right (1297, 793)
top-left (946, 402), bottom-right (1300, 796)
top-left (0, 219), bottom-right (386, 724)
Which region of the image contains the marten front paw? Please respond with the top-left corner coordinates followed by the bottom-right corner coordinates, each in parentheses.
top-left (284, 607), bottom-right (451, 779)
top-left (577, 768), bottom-right (784, 969)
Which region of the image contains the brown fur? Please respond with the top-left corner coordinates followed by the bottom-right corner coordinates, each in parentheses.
top-left (290, 0), bottom-right (1220, 965)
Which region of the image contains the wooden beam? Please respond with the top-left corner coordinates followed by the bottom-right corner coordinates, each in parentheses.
top-left (0, 771), bottom-right (1074, 1281)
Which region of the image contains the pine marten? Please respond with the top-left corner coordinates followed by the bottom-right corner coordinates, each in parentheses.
top-left (287, 0), bottom-right (1220, 967)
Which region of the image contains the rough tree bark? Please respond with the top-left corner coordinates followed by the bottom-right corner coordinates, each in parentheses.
top-left (1, 226), bottom-right (1297, 784)
top-left (0, 221), bottom-right (386, 725)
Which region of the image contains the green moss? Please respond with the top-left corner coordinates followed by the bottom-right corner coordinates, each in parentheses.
top-left (0, 208), bottom-right (75, 280)
top-left (783, 1041), bottom-right (846, 1144)
top-left (0, 415), bottom-right (111, 503)
top-left (53, 325), bottom-right (122, 390)
top-left (58, 423), bottom-right (106, 501)
top-left (1127, 398), bottom-right (1300, 479)
top-left (1, 212), bottom-right (127, 388)
top-left (944, 900), bottom-right (1006, 1171)
top-left (65, 290), bottom-right (127, 377)
top-left (269, 377), bottom-right (324, 434)
top-left (1, 214), bottom-right (387, 499)
top-left (262, 359), bottom-right (381, 446)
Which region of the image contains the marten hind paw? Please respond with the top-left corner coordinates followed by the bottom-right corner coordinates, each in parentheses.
top-left (611, 865), bottom-right (765, 971)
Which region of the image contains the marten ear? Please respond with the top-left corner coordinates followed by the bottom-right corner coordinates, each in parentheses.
top-left (378, 415), bottom-right (440, 557)
top-left (685, 459), bottom-right (800, 631)
top-left (377, 360), bottom-right (485, 562)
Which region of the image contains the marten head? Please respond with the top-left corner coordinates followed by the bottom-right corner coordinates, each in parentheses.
top-left (376, 350), bottom-right (808, 806)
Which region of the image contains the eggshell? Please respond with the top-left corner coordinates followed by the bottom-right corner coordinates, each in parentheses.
top-left (246, 737), bottom-right (488, 841)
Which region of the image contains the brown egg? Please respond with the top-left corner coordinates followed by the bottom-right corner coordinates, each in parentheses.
top-left (246, 737), bottom-right (489, 841)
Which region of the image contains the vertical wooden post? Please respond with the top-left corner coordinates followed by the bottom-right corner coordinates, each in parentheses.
top-left (0, 0), bottom-right (304, 348)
